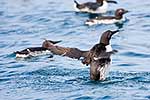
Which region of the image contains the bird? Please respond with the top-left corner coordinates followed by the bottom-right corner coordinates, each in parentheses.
top-left (74, 0), bottom-right (117, 13)
top-left (14, 40), bottom-right (61, 58)
top-left (85, 8), bottom-right (128, 26)
top-left (42, 30), bottom-right (119, 81)
top-left (82, 30), bottom-right (118, 80)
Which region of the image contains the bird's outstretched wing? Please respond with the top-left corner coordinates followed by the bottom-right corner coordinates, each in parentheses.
top-left (42, 40), bottom-right (117, 63)
top-left (42, 40), bottom-right (89, 60)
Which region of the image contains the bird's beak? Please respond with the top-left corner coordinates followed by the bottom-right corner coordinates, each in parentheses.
top-left (111, 30), bottom-right (119, 35)
top-left (124, 10), bottom-right (129, 13)
top-left (107, 0), bottom-right (118, 4)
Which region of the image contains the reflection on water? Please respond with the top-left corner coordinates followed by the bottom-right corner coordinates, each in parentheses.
top-left (0, 0), bottom-right (150, 100)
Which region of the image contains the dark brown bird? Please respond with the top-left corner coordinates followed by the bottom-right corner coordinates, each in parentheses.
top-left (82, 30), bottom-right (118, 80)
top-left (74, 0), bottom-right (117, 13)
top-left (42, 30), bottom-right (119, 81)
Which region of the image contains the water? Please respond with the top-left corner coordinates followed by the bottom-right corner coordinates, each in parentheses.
top-left (0, 0), bottom-right (150, 100)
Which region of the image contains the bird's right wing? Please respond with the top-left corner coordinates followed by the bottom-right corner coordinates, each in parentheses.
top-left (42, 39), bottom-right (89, 60)
top-left (47, 46), bottom-right (89, 60)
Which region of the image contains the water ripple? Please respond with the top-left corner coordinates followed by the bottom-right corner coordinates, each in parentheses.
top-left (0, 0), bottom-right (150, 100)
top-left (120, 51), bottom-right (150, 58)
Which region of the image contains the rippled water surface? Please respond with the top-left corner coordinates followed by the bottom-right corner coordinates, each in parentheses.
top-left (0, 0), bottom-right (150, 100)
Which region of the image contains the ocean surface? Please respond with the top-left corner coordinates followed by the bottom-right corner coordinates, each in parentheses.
top-left (0, 0), bottom-right (150, 100)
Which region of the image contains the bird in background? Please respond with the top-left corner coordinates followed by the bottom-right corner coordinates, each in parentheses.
top-left (74, 0), bottom-right (117, 13)
top-left (85, 8), bottom-right (128, 26)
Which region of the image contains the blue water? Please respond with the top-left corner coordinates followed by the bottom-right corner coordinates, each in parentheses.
top-left (0, 0), bottom-right (150, 100)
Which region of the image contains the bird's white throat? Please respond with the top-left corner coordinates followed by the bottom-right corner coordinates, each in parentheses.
top-left (105, 45), bottom-right (112, 52)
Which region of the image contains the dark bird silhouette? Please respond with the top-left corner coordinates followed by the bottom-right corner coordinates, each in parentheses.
top-left (42, 30), bottom-right (119, 80)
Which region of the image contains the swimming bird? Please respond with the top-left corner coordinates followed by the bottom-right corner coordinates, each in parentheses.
top-left (42, 30), bottom-right (119, 81)
top-left (14, 40), bottom-right (61, 58)
top-left (74, 0), bottom-right (117, 13)
top-left (85, 8), bottom-right (128, 26)
top-left (82, 30), bottom-right (118, 80)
